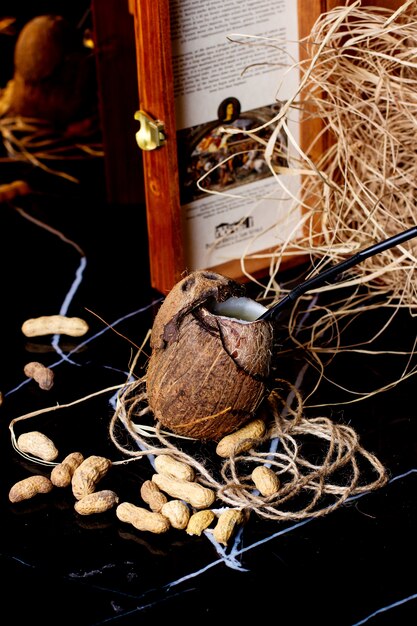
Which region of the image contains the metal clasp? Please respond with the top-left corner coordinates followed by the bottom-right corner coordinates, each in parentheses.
top-left (134, 110), bottom-right (165, 151)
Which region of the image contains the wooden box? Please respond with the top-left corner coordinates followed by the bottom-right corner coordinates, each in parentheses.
top-left (130, 0), bottom-right (401, 294)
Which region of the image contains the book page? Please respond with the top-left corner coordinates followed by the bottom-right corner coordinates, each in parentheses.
top-left (170, 0), bottom-right (302, 271)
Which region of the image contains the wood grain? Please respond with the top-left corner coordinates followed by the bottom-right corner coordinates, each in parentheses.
top-left (132, 0), bottom-right (184, 294)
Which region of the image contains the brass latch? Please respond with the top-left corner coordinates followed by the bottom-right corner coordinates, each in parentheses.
top-left (134, 110), bottom-right (165, 151)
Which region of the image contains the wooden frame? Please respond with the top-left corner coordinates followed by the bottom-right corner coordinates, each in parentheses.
top-left (132, 0), bottom-right (182, 294)
top-left (129, 0), bottom-right (370, 294)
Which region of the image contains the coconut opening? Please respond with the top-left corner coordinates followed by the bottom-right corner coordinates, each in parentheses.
top-left (210, 296), bottom-right (268, 322)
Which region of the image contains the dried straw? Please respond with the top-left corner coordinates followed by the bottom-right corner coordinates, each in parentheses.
top-left (216, 0), bottom-right (417, 408)
top-left (249, 0), bottom-right (417, 309)
top-left (294, 0), bottom-right (417, 306)
top-left (0, 111), bottom-right (103, 183)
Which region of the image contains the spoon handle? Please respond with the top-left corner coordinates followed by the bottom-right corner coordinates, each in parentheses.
top-left (258, 226), bottom-right (417, 322)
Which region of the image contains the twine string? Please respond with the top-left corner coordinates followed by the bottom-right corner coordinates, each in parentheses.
top-left (109, 376), bottom-right (388, 522)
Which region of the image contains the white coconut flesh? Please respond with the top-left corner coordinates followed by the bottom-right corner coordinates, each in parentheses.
top-left (211, 296), bottom-right (268, 322)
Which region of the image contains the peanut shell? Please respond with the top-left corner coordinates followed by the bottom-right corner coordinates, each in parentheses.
top-left (51, 452), bottom-right (84, 487)
top-left (186, 509), bottom-right (216, 536)
top-left (74, 490), bottom-right (119, 515)
top-left (116, 502), bottom-right (170, 534)
top-left (71, 455), bottom-right (112, 500)
top-left (9, 475), bottom-right (53, 503)
top-left (160, 500), bottom-right (190, 529)
top-left (17, 431), bottom-right (58, 461)
top-left (152, 473), bottom-right (215, 509)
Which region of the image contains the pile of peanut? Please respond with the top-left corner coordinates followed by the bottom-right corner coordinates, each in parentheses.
top-left (9, 418), bottom-right (278, 546)
top-left (20, 314), bottom-right (90, 391)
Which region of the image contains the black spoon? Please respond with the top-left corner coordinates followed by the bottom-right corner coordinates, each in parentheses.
top-left (257, 226), bottom-right (417, 322)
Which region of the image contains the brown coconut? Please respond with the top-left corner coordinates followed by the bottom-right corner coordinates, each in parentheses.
top-left (7, 15), bottom-right (96, 127)
top-left (146, 270), bottom-right (274, 440)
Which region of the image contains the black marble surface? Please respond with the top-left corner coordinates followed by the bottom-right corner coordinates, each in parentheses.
top-left (1, 168), bottom-right (417, 625)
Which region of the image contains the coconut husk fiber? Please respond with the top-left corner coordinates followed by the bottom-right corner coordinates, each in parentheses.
top-left (146, 270), bottom-right (274, 440)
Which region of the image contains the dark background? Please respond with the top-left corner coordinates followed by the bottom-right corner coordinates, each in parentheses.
top-left (1, 2), bottom-right (417, 624)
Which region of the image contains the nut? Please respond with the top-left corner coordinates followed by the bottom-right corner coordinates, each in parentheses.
top-left (140, 479), bottom-right (168, 512)
top-left (146, 270), bottom-right (273, 440)
top-left (21, 315), bottom-right (89, 337)
top-left (74, 490), bottom-right (119, 515)
top-left (215, 418), bottom-right (266, 458)
top-left (17, 430), bottom-right (58, 461)
top-left (9, 475), bottom-right (54, 503)
top-left (116, 502), bottom-right (170, 534)
top-left (71, 455), bottom-right (112, 500)
top-left (251, 465), bottom-right (280, 496)
top-left (212, 509), bottom-right (245, 546)
top-left (160, 500), bottom-right (190, 529)
top-left (0, 180), bottom-right (31, 202)
top-left (154, 454), bottom-right (195, 481)
top-left (23, 361), bottom-right (54, 390)
top-left (51, 452), bottom-right (84, 487)
top-left (152, 473), bottom-right (215, 509)
top-left (186, 509), bottom-right (216, 536)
